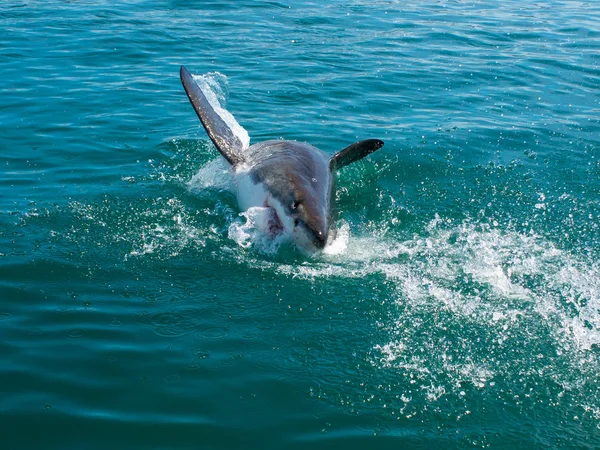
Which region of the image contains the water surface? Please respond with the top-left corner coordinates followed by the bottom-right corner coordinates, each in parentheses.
top-left (1, 1), bottom-right (600, 448)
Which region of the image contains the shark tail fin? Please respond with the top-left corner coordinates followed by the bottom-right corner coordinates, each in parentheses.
top-left (329, 139), bottom-right (384, 171)
top-left (180, 65), bottom-right (245, 166)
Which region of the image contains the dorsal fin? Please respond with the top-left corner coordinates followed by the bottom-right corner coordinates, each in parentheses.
top-left (329, 139), bottom-right (384, 171)
top-left (180, 65), bottom-right (245, 166)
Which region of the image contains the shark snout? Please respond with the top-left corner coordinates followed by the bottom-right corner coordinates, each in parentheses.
top-left (306, 215), bottom-right (329, 249)
top-left (294, 211), bottom-right (328, 250)
top-left (312, 229), bottom-right (327, 249)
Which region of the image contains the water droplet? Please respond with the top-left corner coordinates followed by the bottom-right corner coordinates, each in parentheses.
top-left (193, 350), bottom-right (210, 359)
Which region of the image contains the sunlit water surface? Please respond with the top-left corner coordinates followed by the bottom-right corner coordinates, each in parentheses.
top-left (1, 1), bottom-right (600, 448)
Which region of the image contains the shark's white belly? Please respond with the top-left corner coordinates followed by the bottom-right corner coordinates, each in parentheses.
top-left (234, 170), bottom-right (295, 235)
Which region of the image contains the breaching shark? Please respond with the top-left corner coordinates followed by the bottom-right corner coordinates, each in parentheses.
top-left (180, 65), bottom-right (384, 252)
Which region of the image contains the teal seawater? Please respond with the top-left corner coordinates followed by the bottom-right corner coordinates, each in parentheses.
top-left (2, 0), bottom-right (600, 448)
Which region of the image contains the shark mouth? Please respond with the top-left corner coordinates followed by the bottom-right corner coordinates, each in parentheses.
top-left (265, 203), bottom-right (284, 237)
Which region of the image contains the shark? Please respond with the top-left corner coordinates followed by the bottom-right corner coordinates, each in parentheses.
top-left (180, 65), bottom-right (384, 252)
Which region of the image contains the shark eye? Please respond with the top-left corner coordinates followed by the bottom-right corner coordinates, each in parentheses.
top-left (291, 201), bottom-right (300, 210)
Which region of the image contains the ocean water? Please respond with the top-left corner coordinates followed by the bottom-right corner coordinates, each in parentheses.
top-left (1, 0), bottom-right (600, 448)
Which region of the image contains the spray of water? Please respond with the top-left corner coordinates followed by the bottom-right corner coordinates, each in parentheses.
top-left (190, 72), bottom-right (250, 149)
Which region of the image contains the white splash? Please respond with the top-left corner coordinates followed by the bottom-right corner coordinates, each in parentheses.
top-left (273, 216), bottom-right (600, 385)
top-left (228, 206), bottom-right (291, 254)
top-left (322, 222), bottom-right (350, 256)
top-left (191, 72), bottom-right (250, 149)
top-left (188, 158), bottom-right (233, 193)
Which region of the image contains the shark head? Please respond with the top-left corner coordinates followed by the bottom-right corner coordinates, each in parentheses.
top-left (254, 150), bottom-right (334, 252)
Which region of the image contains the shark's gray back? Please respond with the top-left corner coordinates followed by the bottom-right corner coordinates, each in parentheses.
top-left (242, 140), bottom-right (329, 183)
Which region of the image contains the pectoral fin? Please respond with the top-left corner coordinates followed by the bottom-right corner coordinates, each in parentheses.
top-left (329, 139), bottom-right (384, 171)
top-left (180, 65), bottom-right (245, 166)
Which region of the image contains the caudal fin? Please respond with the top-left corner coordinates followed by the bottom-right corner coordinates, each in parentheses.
top-left (180, 65), bottom-right (245, 166)
top-left (329, 139), bottom-right (384, 171)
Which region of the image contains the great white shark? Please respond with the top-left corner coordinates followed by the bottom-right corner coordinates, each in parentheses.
top-left (180, 65), bottom-right (384, 252)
